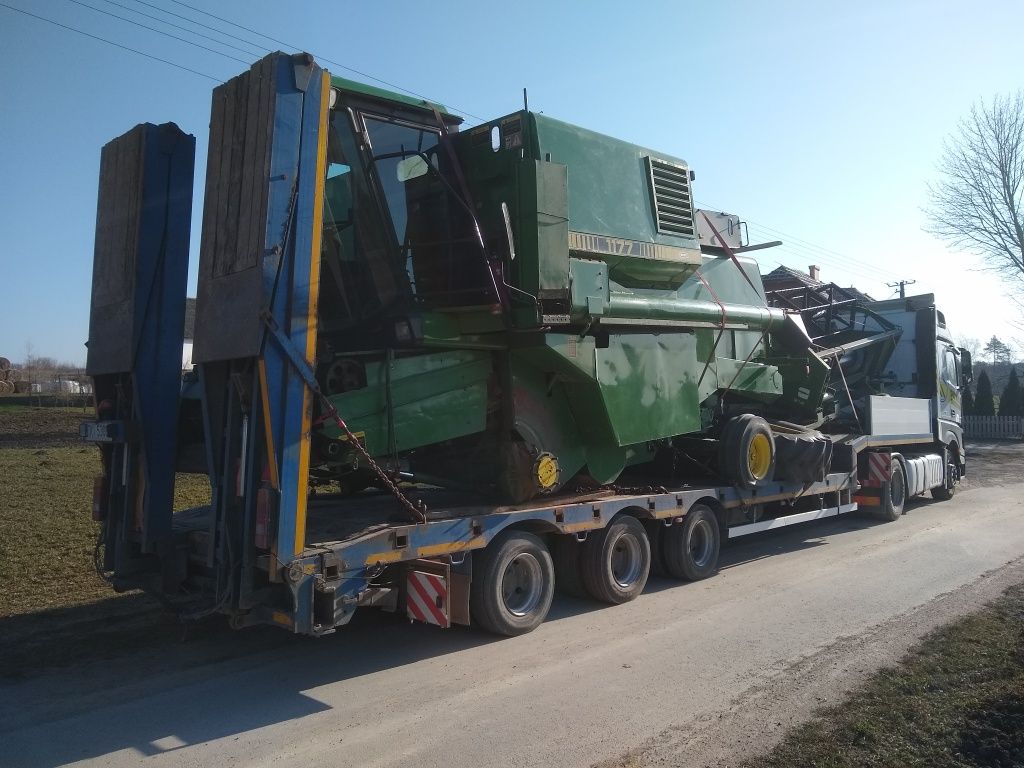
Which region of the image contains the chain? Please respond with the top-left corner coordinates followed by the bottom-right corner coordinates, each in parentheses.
top-left (314, 392), bottom-right (427, 523)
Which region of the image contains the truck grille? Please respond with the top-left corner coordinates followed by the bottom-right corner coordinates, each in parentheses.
top-left (647, 157), bottom-right (695, 238)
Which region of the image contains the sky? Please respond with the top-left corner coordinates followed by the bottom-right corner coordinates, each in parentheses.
top-left (1, 0), bottom-right (1022, 365)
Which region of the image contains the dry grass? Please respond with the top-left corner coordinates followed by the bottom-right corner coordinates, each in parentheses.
top-left (0, 406), bottom-right (210, 618)
top-left (746, 585), bottom-right (1024, 768)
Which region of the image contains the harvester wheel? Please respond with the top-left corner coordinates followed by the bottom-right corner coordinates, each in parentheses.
top-left (470, 530), bottom-right (554, 636)
top-left (663, 504), bottom-right (720, 581)
top-left (873, 459), bottom-right (906, 522)
top-left (579, 515), bottom-right (651, 604)
top-left (720, 415), bottom-right (775, 488)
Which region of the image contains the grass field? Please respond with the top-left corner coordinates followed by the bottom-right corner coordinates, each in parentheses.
top-left (747, 584), bottom-right (1024, 768)
top-left (0, 406), bottom-right (209, 618)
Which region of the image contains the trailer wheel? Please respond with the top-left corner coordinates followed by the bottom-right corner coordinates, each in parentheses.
top-left (720, 415), bottom-right (775, 488)
top-left (553, 534), bottom-right (588, 598)
top-left (644, 521), bottom-right (671, 578)
top-left (664, 504), bottom-right (720, 581)
top-left (470, 530), bottom-right (554, 636)
top-left (874, 460), bottom-right (906, 522)
top-left (931, 446), bottom-right (958, 501)
top-left (580, 515), bottom-right (651, 604)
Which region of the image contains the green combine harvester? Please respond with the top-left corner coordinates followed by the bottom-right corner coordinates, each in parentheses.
top-left (298, 77), bottom-right (829, 502)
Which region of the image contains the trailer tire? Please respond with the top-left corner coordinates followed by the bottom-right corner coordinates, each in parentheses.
top-left (579, 515), bottom-right (651, 604)
top-left (720, 415), bottom-right (775, 488)
top-left (874, 460), bottom-right (906, 522)
top-left (931, 446), bottom-right (957, 501)
top-left (644, 522), bottom-right (671, 578)
top-left (553, 535), bottom-right (588, 598)
top-left (664, 504), bottom-right (720, 581)
top-left (470, 530), bottom-right (554, 636)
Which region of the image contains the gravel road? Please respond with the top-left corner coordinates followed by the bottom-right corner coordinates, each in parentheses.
top-left (3, 442), bottom-right (1024, 768)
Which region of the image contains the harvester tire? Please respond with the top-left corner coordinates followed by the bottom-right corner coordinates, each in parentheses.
top-left (663, 504), bottom-right (720, 581)
top-left (553, 534), bottom-right (588, 598)
top-left (470, 530), bottom-right (554, 636)
top-left (873, 460), bottom-right (906, 522)
top-left (580, 515), bottom-right (650, 604)
top-left (720, 415), bottom-right (775, 488)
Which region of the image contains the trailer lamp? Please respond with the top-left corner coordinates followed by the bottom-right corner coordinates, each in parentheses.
top-left (329, 88), bottom-right (340, 110)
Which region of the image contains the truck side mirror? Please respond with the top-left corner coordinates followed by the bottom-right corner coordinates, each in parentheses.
top-left (959, 348), bottom-right (972, 384)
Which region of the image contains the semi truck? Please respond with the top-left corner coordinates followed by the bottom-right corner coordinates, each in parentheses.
top-left (83, 52), bottom-right (971, 637)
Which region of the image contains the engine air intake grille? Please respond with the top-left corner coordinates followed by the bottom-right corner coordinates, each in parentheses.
top-left (647, 157), bottom-right (695, 238)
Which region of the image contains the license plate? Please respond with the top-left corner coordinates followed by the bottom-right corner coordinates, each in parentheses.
top-left (80, 421), bottom-right (121, 443)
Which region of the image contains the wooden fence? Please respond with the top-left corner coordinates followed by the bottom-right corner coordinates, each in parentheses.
top-left (964, 415), bottom-right (1024, 440)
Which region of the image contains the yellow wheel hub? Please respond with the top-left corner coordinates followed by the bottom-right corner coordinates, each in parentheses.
top-left (747, 433), bottom-right (772, 480)
top-left (534, 453), bottom-right (560, 491)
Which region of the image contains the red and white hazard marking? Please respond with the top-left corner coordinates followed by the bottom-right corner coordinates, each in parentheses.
top-left (865, 452), bottom-right (891, 486)
top-left (406, 570), bottom-right (449, 628)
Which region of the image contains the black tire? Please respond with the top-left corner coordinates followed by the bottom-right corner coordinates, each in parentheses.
top-left (644, 521), bottom-right (671, 578)
top-left (663, 504), bottom-right (721, 581)
top-left (579, 515), bottom-right (651, 604)
top-left (774, 430), bottom-right (833, 483)
top-left (470, 530), bottom-right (554, 636)
top-left (931, 446), bottom-right (957, 501)
top-left (873, 459), bottom-right (906, 522)
top-left (552, 534), bottom-right (588, 598)
top-left (720, 415), bottom-right (775, 488)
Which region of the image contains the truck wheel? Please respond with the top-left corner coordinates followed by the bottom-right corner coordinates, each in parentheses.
top-left (664, 504), bottom-right (720, 581)
top-left (553, 534), bottom-right (588, 598)
top-left (874, 460), bottom-right (906, 522)
top-left (931, 446), bottom-right (958, 501)
top-left (470, 530), bottom-right (554, 636)
top-left (720, 415), bottom-right (775, 488)
top-left (580, 515), bottom-right (651, 604)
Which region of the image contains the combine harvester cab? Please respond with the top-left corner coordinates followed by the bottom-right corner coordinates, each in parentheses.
top-left (83, 53), bottom-right (968, 638)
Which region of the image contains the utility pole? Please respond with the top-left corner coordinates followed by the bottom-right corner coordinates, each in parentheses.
top-left (887, 279), bottom-right (916, 298)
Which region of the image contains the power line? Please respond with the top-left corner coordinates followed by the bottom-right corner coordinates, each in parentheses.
top-left (697, 200), bottom-right (904, 282)
top-left (0, 2), bottom-right (221, 82)
top-left (747, 229), bottom-right (897, 285)
top-left (99, 0), bottom-right (266, 58)
top-left (129, 0), bottom-right (270, 56)
top-left (160, 0), bottom-right (487, 121)
top-left (744, 219), bottom-right (901, 279)
top-left (68, 0), bottom-right (251, 64)
top-left (887, 279), bottom-right (916, 299)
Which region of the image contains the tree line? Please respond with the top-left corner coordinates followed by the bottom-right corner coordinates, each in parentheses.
top-left (964, 367), bottom-right (1024, 417)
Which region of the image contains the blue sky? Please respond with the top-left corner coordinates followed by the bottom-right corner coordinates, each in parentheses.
top-left (1, 0), bottom-right (1021, 364)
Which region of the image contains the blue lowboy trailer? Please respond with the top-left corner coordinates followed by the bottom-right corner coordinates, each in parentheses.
top-left (81, 53), bottom-right (966, 639)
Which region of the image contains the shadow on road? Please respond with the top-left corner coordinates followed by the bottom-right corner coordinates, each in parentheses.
top-left (1, 506), bottom-right (937, 766)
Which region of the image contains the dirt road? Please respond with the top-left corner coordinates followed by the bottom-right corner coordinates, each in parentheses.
top-left (3, 443), bottom-right (1024, 768)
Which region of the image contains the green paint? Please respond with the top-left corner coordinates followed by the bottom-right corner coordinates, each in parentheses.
top-left (311, 85), bottom-right (830, 498)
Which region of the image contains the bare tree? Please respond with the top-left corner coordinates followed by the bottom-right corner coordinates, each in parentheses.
top-left (927, 92), bottom-right (1024, 293)
top-left (956, 335), bottom-right (981, 360)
